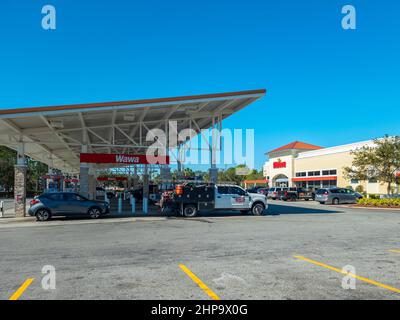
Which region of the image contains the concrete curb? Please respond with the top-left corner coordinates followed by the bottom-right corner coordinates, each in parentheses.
top-left (0, 216), bottom-right (169, 229)
top-left (333, 205), bottom-right (400, 211)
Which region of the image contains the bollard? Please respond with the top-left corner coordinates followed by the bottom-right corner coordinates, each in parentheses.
top-left (143, 197), bottom-right (148, 214)
top-left (131, 195), bottom-right (136, 214)
top-left (0, 201), bottom-right (3, 218)
top-left (118, 196), bottom-right (122, 214)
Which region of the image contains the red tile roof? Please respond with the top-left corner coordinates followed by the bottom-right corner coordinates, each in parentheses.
top-left (269, 141), bottom-right (323, 153)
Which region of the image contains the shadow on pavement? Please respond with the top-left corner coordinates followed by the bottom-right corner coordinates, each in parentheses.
top-left (267, 203), bottom-right (342, 215)
top-left (35, 202), bottom-right (343, 222)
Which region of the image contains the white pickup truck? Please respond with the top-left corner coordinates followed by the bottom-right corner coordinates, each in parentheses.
top-left (161, 183), bottom-right (268, 217)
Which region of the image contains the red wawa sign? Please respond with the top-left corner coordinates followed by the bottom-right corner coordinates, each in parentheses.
top-left (273, 161), bottom-right (286, 169)
top-left (80, 153), bottom-right (170, 165)
top-left (97, 177), bottom-right (128, 182)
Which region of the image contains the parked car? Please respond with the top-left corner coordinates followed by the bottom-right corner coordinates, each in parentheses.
top-left (315, 188), bottom-right (358, 205)
top-left (354, 192), bottom-right (364, 199)
top-left (267, 187), bottom-right (288, 200)
top-left (106, 191), bottom-right (115, 199)
top-left (28, 192), bottom-right (110, 221)
top-left (280, 187), bottom-right (313, 201)
top-left (129, 185), bottom-right (159, 203)
top-left (257, 188), bottom-right (269, 195)
top-left (246, 186), bottom-right (263, 194)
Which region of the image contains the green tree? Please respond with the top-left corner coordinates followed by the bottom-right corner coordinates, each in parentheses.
top-left (183, 168), bottom-right (195, 178)
top-left (27, 157), bottom-right (48, 193)
top-left (0, 146), bottom-right (16, 193)
top-left (344, 135), bottom-right (400, 194)
top-left (245, 169), bottom-right (265, 181)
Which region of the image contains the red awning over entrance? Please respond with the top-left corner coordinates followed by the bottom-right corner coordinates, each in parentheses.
top-left (292, 176), bottom-right (337, 182)
top-left (244, 179), bottom-right (269, 184)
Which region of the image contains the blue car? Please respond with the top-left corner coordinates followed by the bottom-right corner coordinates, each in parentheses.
top-left (28, 192), bottom-right (110, 221)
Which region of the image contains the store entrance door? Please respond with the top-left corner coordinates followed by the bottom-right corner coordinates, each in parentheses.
top-left (273, 175), bottom-right (289, 187)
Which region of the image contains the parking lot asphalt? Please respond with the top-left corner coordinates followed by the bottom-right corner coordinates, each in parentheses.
top-left (1, 200), bottom-right (399, 300)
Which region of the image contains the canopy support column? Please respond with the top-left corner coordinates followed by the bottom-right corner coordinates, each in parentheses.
top-left (80, 145), bottom-right (89, 198)
top-left (14, 143), bottom-right (27, 217)
top-left (143, 164), bottom-right (149, 214)
top-left (209, 117), bottom-right (219, 184)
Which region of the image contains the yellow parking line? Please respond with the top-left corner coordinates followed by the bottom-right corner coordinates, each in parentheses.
top-left (179, 264), bottom-right (220, 300)
top-left (9, 278), bottom-right (35, 300)
top-left (389, 249), bottom-right (400, 253)
top-left (294, 255), bottom-right (400, 294)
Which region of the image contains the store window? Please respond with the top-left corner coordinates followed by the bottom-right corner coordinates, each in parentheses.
top-left (308, 171), bottom-right (320, 177)
top-left (308, 181), bottom-right (322, 189)
top-left (295, 172), bottom-right (306, 177)
top-left (351, 179), bottom-right (359, 184)
top-left (330, 180), bottom-right (338, 187)
top-left (322, 169), bottom-right (337, 176)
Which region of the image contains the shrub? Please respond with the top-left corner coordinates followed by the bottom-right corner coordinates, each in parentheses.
top-left (368, 194), bottom-right (380, 200)
top-left (355, 185), bottom-right (364, 193)
top-left (357, 198), bottom-right (400, 207)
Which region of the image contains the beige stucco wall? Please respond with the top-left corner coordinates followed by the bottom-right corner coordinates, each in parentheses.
top-left (295, 151), bottom-right (353, 187)
top-left (264, 154), bottom-right (295, 186)
top-left (295, 152), bottom-right (389, 194)
top-left (263, 150), bottom-right (391, 194)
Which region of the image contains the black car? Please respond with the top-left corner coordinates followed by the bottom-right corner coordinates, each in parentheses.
top-left (28, 192), bottom-right (110, 221)
top-left (280, 187), bottom-right (313, 201)
top-left (246, 186), bottom-right (264, 194)
top-left (129, 185), bottom-right (158, 203)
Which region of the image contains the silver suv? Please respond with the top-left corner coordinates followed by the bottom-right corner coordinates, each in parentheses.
top-left (267, 187), bottom-right (288, 200)
top-left (315, 188), bottom-right (358, 205)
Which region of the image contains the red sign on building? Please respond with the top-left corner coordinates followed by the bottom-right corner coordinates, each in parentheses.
top-left (273, 161), bottom-right (286, 169)
top-left (97, 177), bottom-right (128, 182)
top-left (80, 153), bottom-right (170, 165)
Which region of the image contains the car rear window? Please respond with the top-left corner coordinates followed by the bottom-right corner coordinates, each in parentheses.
top-left (316, 189), bottom-right (328, 195)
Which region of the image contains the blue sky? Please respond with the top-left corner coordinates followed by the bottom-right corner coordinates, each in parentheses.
top-left (0, 0), bottom-right (399, 169)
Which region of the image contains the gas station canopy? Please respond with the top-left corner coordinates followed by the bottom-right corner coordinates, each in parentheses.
top-left (0, 89), bottom-right (266, 172)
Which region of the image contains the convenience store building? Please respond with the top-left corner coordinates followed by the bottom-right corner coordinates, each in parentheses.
top-left (263, 140), bottom-right (397, 194)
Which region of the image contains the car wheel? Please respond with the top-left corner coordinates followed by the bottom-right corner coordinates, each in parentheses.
top-left (183, 205), bottom-right (197, 217)
top-left (88, 207), bottom-right (101, 219)
top-left (319, 202), bottom-right (325, 205)
top-left (36, 209), bottom-right (51, 222)
top-left (332, 198), bottom-right (340, 205)
top-left (252, 203), bottom-right (265, 216)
